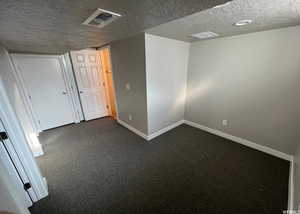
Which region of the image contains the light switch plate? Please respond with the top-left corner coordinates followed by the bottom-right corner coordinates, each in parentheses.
top-left (125, 83), bottom-right (131, 91)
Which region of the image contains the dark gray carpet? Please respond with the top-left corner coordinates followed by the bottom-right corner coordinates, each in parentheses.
top-left (30, 117), bottom-right (289, 214)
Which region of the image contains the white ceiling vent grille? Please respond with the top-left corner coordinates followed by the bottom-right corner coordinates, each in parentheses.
top-left (190, 31), bottom-right (219, 40)
top-left (83, 8), bottom-right (122, 28)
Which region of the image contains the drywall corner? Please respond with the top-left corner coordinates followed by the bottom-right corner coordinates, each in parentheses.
top-left (110, 33), bottom-right (148, 135)
top-left (145, 33), bottom-right (190, 135)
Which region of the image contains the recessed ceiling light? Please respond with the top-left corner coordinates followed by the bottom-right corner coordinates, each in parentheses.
top-left (190, 31), bottom-right (219, 40)
top-left (234, 19), bottom-right (253, 26)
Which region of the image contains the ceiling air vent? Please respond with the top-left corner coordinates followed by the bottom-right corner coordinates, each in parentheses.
top-left (190, 31), bottom-right (219, 40)
top-left (83, 8), bottom-right (122, 28)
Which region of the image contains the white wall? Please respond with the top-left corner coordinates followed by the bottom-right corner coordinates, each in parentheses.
top-left (0, 161), bottom-right (30, 214)
top-left (110, 34), bottom-right (148, 134)
top-left (0, 47), bottom-right (43, 156)
top-left (185, 25), bottom-right (300, 155)
top-left (145, 34), bottom-right (189, 134)
top-left (111, 33), bottom-right (190, 136)
top-left (0, 45), bottom-right (48, 201)
top-left (0, 45), bottom-right (32, 214)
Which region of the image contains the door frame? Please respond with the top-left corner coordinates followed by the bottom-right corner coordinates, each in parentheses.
top-left (10, 54), bottom-right (81, 132)
top-left (0, 120), bottom-right (33, 207)
top-left (97, 45), bottom-right (120, 120)
top-left (70, 49), bottom-right (109, 121)
top-left (0, 66), bottom-right (48, 202)
top-left (63, 53), bottom-right (85, 122)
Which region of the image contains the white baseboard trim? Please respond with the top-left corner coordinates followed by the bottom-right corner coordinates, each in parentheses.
top-left (32, 145), bottom-right (44, 157)
top-left (117, 118), bottom-right (293, 161)
top-left (184, 120), bottom-right (293, 162)
top-left (118, 118), bottom-right (294, 208)
top-left (288, 159), bottom-right (294, 210)
top-left (117, 119), bottom-right (148, 140)
top-left (147, 120), bottom-right (185, 141)
top-left (43, 177), bottom-right (48, 194)
top-left (117, 119), bottom-right (185, 141)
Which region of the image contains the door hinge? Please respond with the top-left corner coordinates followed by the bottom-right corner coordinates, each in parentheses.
top-left (0, 132), bottom-right (8, 141)
top-left (23, 182), bottom-right (32, 191)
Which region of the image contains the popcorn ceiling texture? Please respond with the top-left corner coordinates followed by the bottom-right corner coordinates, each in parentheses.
top-left (0, 0), bottom-right (230, 53)
top-left (148, 0), bottom-right (300, 42)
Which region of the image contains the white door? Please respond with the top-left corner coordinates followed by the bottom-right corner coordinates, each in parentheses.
top-left (70, 50), bottom-right (108, 120)
top-left (12, 55), bottom-right (74, 130)
top-left (0, 120), bottom-right (32, 208)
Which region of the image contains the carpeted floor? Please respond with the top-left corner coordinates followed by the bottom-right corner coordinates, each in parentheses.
top-left (30, 117), bottom-right (290, 214)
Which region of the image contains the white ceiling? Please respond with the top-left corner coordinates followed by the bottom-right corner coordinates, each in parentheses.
top-left (147, 0), bottom-right (300, 42)
top-left (0, 0), bottom-right (231, 53)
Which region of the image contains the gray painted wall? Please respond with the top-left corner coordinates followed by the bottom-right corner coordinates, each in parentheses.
top-left (295, 145), bottom-right (300, 210)
top-left (110, 34), bottom-right (148, 134)
top-left (294, 145), bottom-right (300, 211)
top-left (145, 34), bottom-right (189, 134)
top-left (185, 25), bottom-right (300, 155)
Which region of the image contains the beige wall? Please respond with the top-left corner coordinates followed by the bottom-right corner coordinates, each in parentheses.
top-left (110, 34), bottom-right (148, 134)
top-left (185, 25), bottom-right (300, 155)
top-left (145, 34), bottom-right (189, 134)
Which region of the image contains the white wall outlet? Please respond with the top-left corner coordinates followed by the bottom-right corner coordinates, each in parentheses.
top-left (125, 83), bottom-right (131, 91)
top-left (128, 114), bottom-right (132, 121)
top-left (222, 120), bottom-right (228, 126)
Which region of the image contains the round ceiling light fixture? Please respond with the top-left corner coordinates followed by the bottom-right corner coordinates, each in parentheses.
top-left (234, 19), bottom-right (253, 26)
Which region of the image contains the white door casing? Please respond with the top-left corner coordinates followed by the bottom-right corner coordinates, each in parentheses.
top-left (0, 119), bottom-right (33, 208)
top-left (11, 55), bottom-right (75, 131)
top-left (70, 50), bottom-right (108, 120)
top-left (0, 47), bottom-right (48, 204)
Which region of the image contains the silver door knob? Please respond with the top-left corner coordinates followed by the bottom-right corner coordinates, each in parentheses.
top-left (79, 91), bottom-right (83, 94)
top-left (62, 91), bottom-right (67, 95)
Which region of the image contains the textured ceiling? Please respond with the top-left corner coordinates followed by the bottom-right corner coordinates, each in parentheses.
top-left (0, 0), bottom-right (231, 54)
top-left (147, 0), bottom-right (300, 42)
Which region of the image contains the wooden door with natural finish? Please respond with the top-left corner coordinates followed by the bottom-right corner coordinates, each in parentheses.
top-left (100, 48), bottom-right (117, 119)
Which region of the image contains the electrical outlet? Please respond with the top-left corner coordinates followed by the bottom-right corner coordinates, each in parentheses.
top-left (222, 120), bottom-right (228, 126)
top-left (125, 83), bottom-right (131, 91)
top-left (128, 114), bottom-right (132, 121)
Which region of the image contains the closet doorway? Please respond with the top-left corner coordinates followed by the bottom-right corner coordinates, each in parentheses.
top-left (11, 54), bottom-right (77, 131)
top-left (70, 47), bottom-right (117, 121)
top-left (99, 47), bottom-right (117, 119)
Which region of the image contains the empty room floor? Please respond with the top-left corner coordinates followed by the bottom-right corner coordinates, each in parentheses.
top-left (30, 117), bottom-right (289, 214)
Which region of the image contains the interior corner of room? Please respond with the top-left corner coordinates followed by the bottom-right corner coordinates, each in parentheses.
top-left (1, 0), bottom-right (300, 213)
